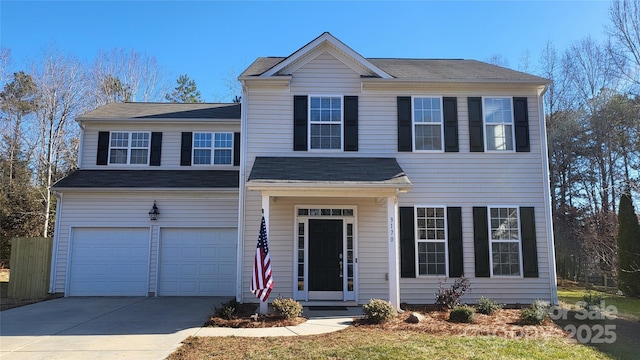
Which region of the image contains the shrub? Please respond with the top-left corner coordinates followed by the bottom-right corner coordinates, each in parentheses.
top-left (476, 296), bottom-right (503, 315)
top-left (449, 305), bottom-right (475, 323)
top-left (435, 276), bottom-right (471, 309)
top-left (520, 299), bottom-right (549, 325)
top-left (272, 297), bottom-right (303, 319)
top-left (214, 299), bottom-right (239, 320)
top-left (362, 299), bottom-right (397, 324)
top-left (581, 291), bottom-right (604, 309)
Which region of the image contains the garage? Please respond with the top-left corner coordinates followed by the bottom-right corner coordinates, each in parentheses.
top-left (68, 227), bottom-right (150, 296)
top-left (158, 228), bottom-right (237, 296)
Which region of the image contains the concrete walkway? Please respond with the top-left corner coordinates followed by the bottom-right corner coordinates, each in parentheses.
top-left (196, 306), bottom-right (363, 337)
top-left (0, 298), bottom-right (361, 360)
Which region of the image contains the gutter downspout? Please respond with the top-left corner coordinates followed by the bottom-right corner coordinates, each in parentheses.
top-left (538, 85), bottom-right (559, 305)
top-left (235, 81), bottom-right (248, 303)
top-left (77, 122), bottom-right (85, 169)
top-left (49, 191), bottom-right (62, 294)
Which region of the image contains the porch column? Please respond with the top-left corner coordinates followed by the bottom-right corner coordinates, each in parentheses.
top-left (260, 195), bottom-right (270, 314)
top-left (387, 196), bottom-right (400, 309)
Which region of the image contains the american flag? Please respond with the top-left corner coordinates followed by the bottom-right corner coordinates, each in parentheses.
top-left (251, 214), bottom-right (273, 302)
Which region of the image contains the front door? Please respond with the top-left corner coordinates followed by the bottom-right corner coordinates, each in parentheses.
top-left (308, 219), bottom-right (342, 298)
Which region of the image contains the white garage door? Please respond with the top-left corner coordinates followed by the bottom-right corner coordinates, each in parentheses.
top-left (158, 228), bottom-right (236, 296)
top-left (69, 228), bottom-right (149, 296)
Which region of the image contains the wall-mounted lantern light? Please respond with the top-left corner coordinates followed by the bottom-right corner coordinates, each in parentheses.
top-left (148, 201), bottom-right (160, 221)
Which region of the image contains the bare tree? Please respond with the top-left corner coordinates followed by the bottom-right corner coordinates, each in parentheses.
top-left (485, 53), bottom-right (510, 68)
top-left (0, 48), bottom-right (11, 86)
top-left (215, 67), bottom-right (242, 102)
top-left (30, 47), bottom-right (87, 237)
top-left (518, 49), bottom-right (531, 73)
top-left (90, 49), bottom-right (168, 106)
top-left (608, 0), bottom-right (640, 88)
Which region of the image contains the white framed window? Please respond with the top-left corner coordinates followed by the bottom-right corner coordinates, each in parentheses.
top-left (109, 131), bottom-right (150, 165)
top-left (416, 206), bottom-right (447, 276)
top-left (309, 96), bottom-right (342, 150)
top-left (483, 97), bottom-right (514, 151)
top-left (489, 207), bottom-right (522, 276)
top-left (413, 97), bottom-right (443, 151)
top-left (193, 132), bottom-right (233, 165)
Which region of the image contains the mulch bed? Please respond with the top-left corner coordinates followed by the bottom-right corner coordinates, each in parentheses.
top-left (206, 302), bottom-right (566, 340)
top-left (206, 303), bottom-right (307, 328)
top-left (354, 305), bottom-right (568, 339)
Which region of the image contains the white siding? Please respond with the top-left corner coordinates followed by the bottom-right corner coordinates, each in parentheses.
top-left (81, 122), bottom-right (240, 170)
top-left (52, 191), bottom-right (238, 294)
top-left (241, 193), bottom-right (388, 303)
top-left (242, 50), bottom-right (555, 304)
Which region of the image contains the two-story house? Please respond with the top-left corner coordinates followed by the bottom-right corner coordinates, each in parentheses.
top-left (51, 33), bottom-right (557, 307)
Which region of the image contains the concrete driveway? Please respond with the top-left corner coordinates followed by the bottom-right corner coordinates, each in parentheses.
top-left (0, 297), bottom-right (227, 360)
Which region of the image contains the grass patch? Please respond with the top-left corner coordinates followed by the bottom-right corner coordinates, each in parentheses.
top-left (557, 287), bottom-right (640, 318)
top-left (168, 328), bottom-right (610, 360)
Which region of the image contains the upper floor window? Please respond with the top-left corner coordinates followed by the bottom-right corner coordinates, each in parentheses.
top-left (193, 132), bottom-right (232, 165)
top-left (489, 207), bottom-right (522, 276)
top-left (416, 206), bottom-right (447, 276)
top-left (109, 131), bottom-right (150, 165)
top-left (309, 96), bottom-right (342, 150)
top-left (484, 97), bottom-right (514, 151)
top-left (413, 97), bottom-right (443, 151)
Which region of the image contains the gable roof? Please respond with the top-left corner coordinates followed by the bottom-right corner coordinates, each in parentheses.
top-left (52, 170), bottom-right (239, 189)
top-left (248, 157), bottom-right (411, 186)
top-left (76, 102), bottom-right (241, 121)
top-left (257, 32), bottom-right (391, 79)
top-left (239, 33), bottom-right (549, 85)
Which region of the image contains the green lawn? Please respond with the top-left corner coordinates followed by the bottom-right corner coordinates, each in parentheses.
top-left (169, 328), bottom-right (610, 360)
top-left (557, 287), bottom-right (640, 318)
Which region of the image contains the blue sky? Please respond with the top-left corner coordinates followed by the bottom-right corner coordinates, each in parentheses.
top-left (1, 0), bottom-right (612, 102)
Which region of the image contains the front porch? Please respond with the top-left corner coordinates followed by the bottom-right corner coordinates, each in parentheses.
top-left (243, 157), bottom-right (412, 311)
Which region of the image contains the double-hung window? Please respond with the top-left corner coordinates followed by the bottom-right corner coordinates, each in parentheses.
top-left (309, 96), bottom-right (342, 150)
top-left (109, 131), bottom-right (150, 165)
top-left (484, 97), bottom-right (514, 151)
top-left (413, 97), bottom-right (443, 151)
top-left (416, 206), bottom-right (447, 275)
top-left (193, 132), bottom-right (232, 165)
top-left (489, 207), bottom-right (522, 276)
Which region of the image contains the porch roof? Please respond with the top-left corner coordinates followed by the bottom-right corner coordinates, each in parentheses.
top-left (247, 157), bottom-right (412, 190)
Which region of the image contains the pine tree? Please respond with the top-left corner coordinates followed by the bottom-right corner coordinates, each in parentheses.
top-left (165, 74), bottom-right (202, 103)
top-left (617, 191), bottom-right (640, 296)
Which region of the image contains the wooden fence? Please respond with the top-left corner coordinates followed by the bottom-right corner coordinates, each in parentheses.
top-left (8, 237), bottom-right (52, 298)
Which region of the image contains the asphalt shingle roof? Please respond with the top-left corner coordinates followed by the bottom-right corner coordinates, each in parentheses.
top-left (248, 157), bottom-right (411, 185)
top-left (240, 57), bottom-right (548, 84)
top-left (77, 103), bottom-right (241, 120)
top-left (53, 170), bottom-right (239, 189)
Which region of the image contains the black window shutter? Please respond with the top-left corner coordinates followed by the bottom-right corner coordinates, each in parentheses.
top-left (233, 132), bottom-right (241, 166)
top-left (468, 97), bottom-right (484, 152)
top-left (180, 132), bottom-right (192, 166)
top-left (96, 131), bottom-right (109, 165)
top-left (344, 96), bottom-right (358, 151)
top-left (443, 97), bottom-right (459, 152)
top-left (513, 97), bottom-right (530, 152)
top-left (293, 95), bottom-right (308, 151)
top-left (149, 132), bottom-right (162, 166)
top-left (447, 207), bottom-right (463, 277)
top-left (520, 207), bottom-right (539, 277)
top-left (473, 207), bottom-right (490, 277)
top-left (399, 206), bottom-right (416, 278)
top-left (397, 96), bottom-right (412, 152)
